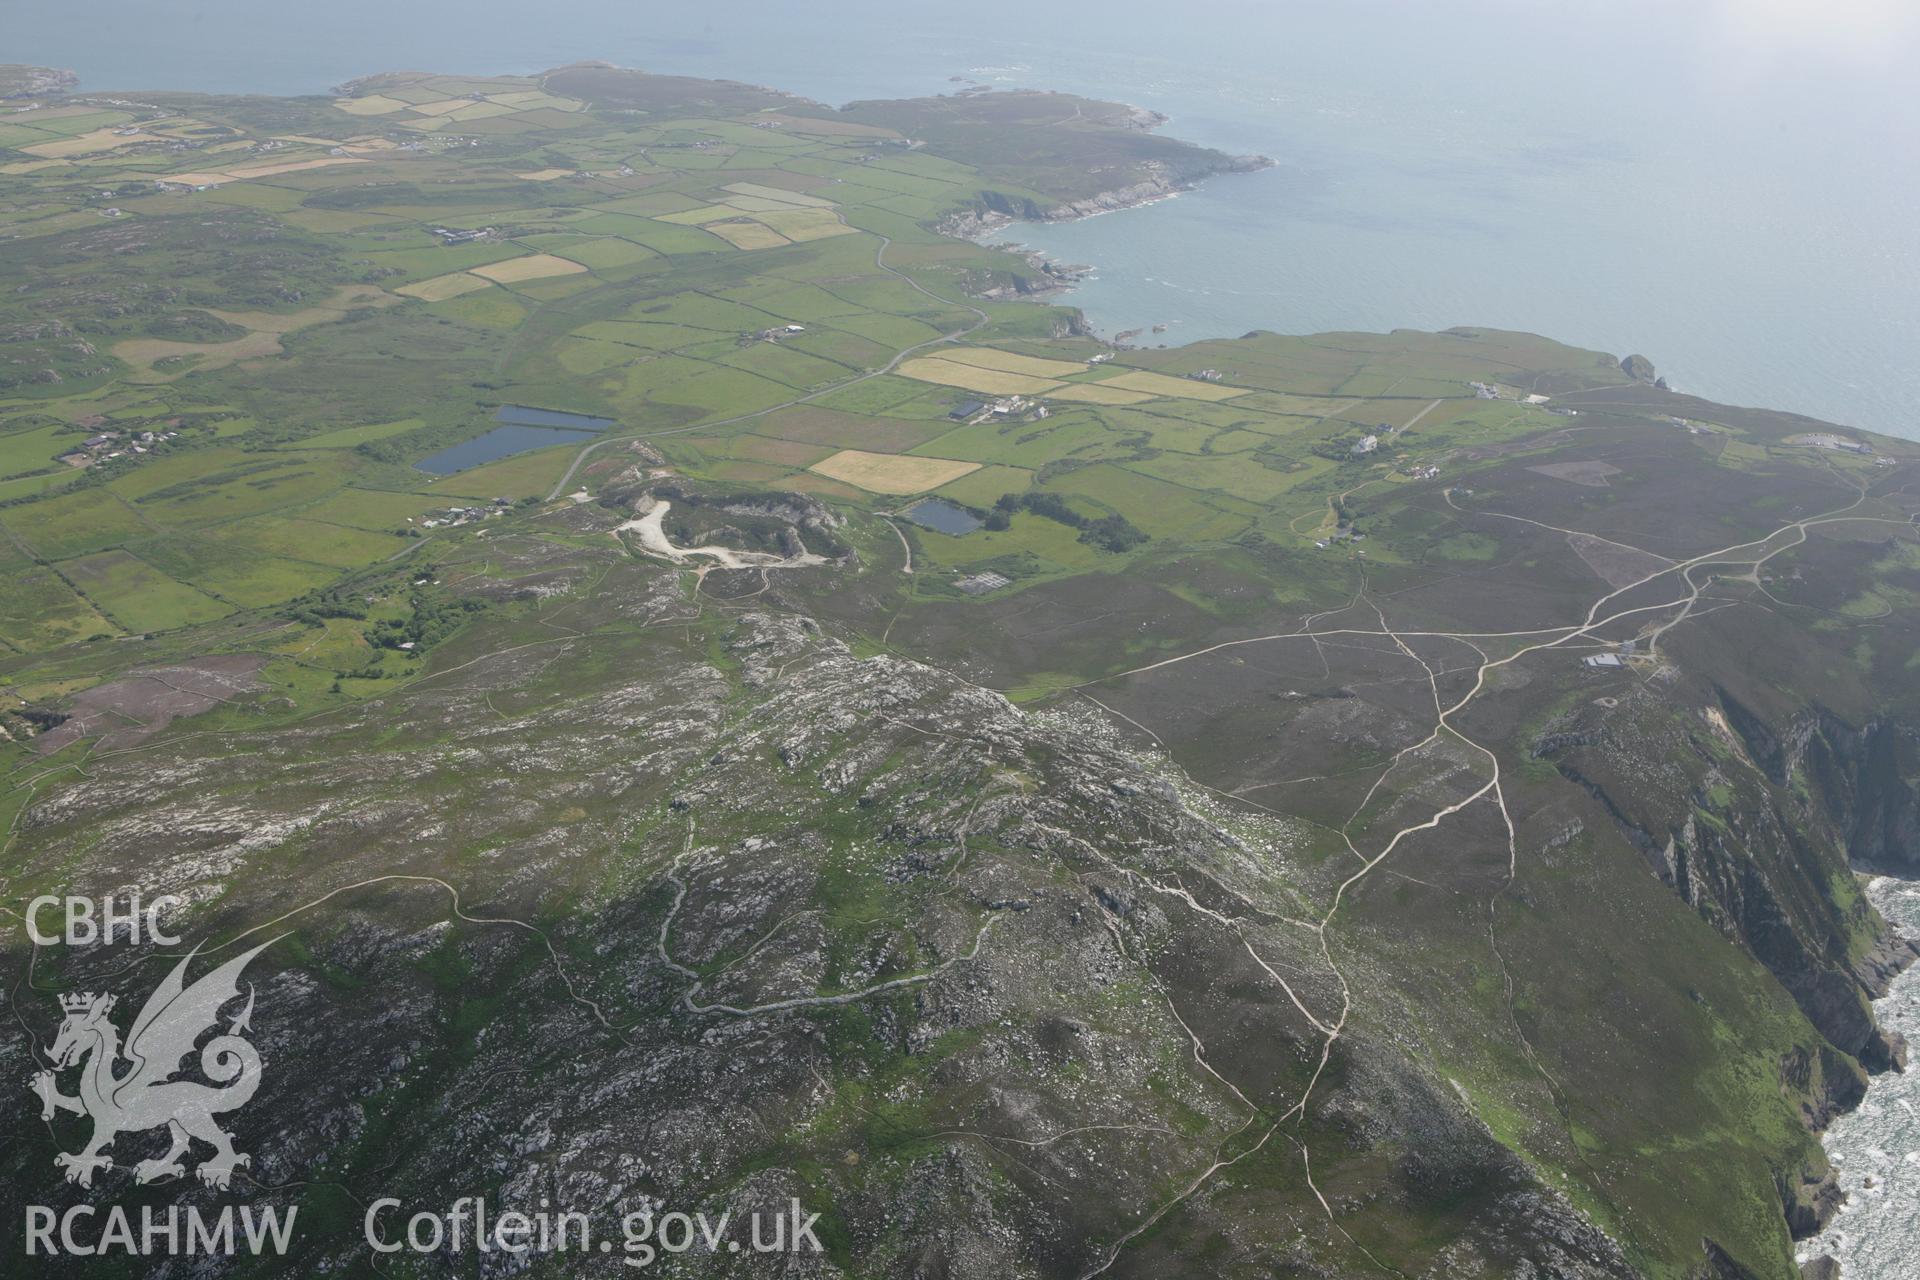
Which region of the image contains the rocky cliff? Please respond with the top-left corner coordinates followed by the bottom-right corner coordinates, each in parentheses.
top-left (0, 590), bottom-right (1640, 1278)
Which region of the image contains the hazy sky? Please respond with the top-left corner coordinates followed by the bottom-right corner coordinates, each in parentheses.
top-left (14, 1), bottom-right (1920, 95)
top-left (1706, 0), bottom-right (1920, 64)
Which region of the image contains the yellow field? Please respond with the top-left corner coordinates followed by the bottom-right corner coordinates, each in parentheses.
top-left (809, 449), bottom-right (980, 494)
top-left (1044, 383), bottom-right (1156, 405)
top-left (747, 114), bottom-right (904, 139)
top-left (751, 208), bottom-right (854, 242)
top-left (113, 332), bottom-right (284, 381)
top-left (333, 95), bottom-right (408, 115)
top-left (896, 358), bottom-right (1063, 396)
top-left (722, 182), bottom-right (835, 208)
top-left (704, 220), bottom-right (792, 251)
top-left (166, 155), bottom-right (365, 187)
top-left (386, 89), bottom-right (558, 124)
top-left (443, 101), bottom-right (519, 122)
top-left (279, 208), bottom-right (389, 232)
top-left (412, 98), bottom-right (478, 116)
top-left (515, 168), bottom-right (575, 181)
top-left (719, 194), bottom-right (799, 212)
top-left (1239, 392), bottom-right (1362, 418)
top-left (483, 91), bottom-right (584, 112)
top-left (468, 254), bottom-right (591, 284)
top-left (223, 156), bottom-right (365, 181)
top-left (116, 285), bottom-right (399, 381)
top-left (937, 347), bottom-right (1090, 378)
top-left (655, 205), bottom-right (736, 225)
top-left (13, 104), bottom-right (102, 121)
top-left (205, 285), bottom-right (395, 333)
top-left (396, 272), bottom-right (493, 301)
top-left (21, 127), bottom-right (161, 158)
top-left (1093, 369), bottom-right (1248, 401)
top-left (781, 222), bottom-right (856, 244)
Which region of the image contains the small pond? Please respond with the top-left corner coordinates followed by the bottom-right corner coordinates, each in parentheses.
top-left (900, 497), bottom-right (982, 535)
top-left (494, 404), bottom-right (617, 430)
top-left (414, 424), bottom-right (596, 476)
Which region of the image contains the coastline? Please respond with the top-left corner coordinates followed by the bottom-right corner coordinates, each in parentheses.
top-left (942, 146), bottom-right (1268, 238)
top-left (926, 126), bottom-right (1920, 1273)
top-left (940, 149), bottom-right (1266, 322)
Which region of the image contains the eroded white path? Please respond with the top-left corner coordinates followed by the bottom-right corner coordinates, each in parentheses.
top-left (615, 499), bottom-right (828, 570)
top-left (1078, 477), bottom-right (1918, 1276)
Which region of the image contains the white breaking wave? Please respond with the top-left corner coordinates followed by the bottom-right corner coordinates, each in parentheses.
top-left (1799, 879), bottom-right (1920, 1278)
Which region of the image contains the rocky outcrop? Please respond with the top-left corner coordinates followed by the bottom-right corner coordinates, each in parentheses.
top-left (1779, 1043), bottom-right (1868, 1133)
top-left (1798, 714), bottom-right (1920, 878)
top-left (0, 65), bottom-right (77, 97)
top-left (1697, 1239), bottom-right (1768, 1279)
top-left (1, 597), bottom-right (1637, 1278)
top-left (1538, 690), bottom-right (1901, 1066)
top-left (947, 152), bottom-right (1269, 237)
top-left (1778, 1162), bottom-right (1846, 1239)
top-left (1621, 353), bottom-right (1657, 383)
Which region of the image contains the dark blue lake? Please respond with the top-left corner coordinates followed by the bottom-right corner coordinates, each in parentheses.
top-left (901, 498), bottom-right (982, 535)
top-left (494, 405), bottom-right (617, 430)
top-left (415, 425), bottom-right (596, 476)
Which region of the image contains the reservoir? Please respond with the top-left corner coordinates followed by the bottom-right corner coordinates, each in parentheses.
top-left (495, 405), bottom-right (617, 430)
top-left (415, 424), bottom-right (596, 476)
top-left (900, 498), bottom-right (982, 536)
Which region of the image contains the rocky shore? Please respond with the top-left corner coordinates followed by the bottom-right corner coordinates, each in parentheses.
top-left (940, 151), bottom-right (1270, 241)
top-left (1800, 877), bottom-right (1920, 1278)
top-left (937, 153), bottom-right (1267, 311)
top-left (0, 65), bottom-right (78, 98)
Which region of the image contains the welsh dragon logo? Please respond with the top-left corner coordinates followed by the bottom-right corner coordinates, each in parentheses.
top-left (30, 940), bottom-right (276, 1190)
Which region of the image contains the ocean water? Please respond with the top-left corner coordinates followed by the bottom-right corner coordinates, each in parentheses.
top-left (12, 1), bottom-right (1920, 439)
top-left (1799, 878), bottom-right (1920, 1279)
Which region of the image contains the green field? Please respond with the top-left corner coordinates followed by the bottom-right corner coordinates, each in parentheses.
top-left (208, 515), bottom-right (409, 567)
top-left (0, 78), bottom-right (1632, 655)
top-left (60, 549), bottom-right (232, 631)
top-left (137, 538), bottom-right (336, 606)
top-left (286, 418), bottom-right (428, 449)
top-left (2, 488), bottom-right (153, 559)
top-left (0, 565), bottom-right (117, 650)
